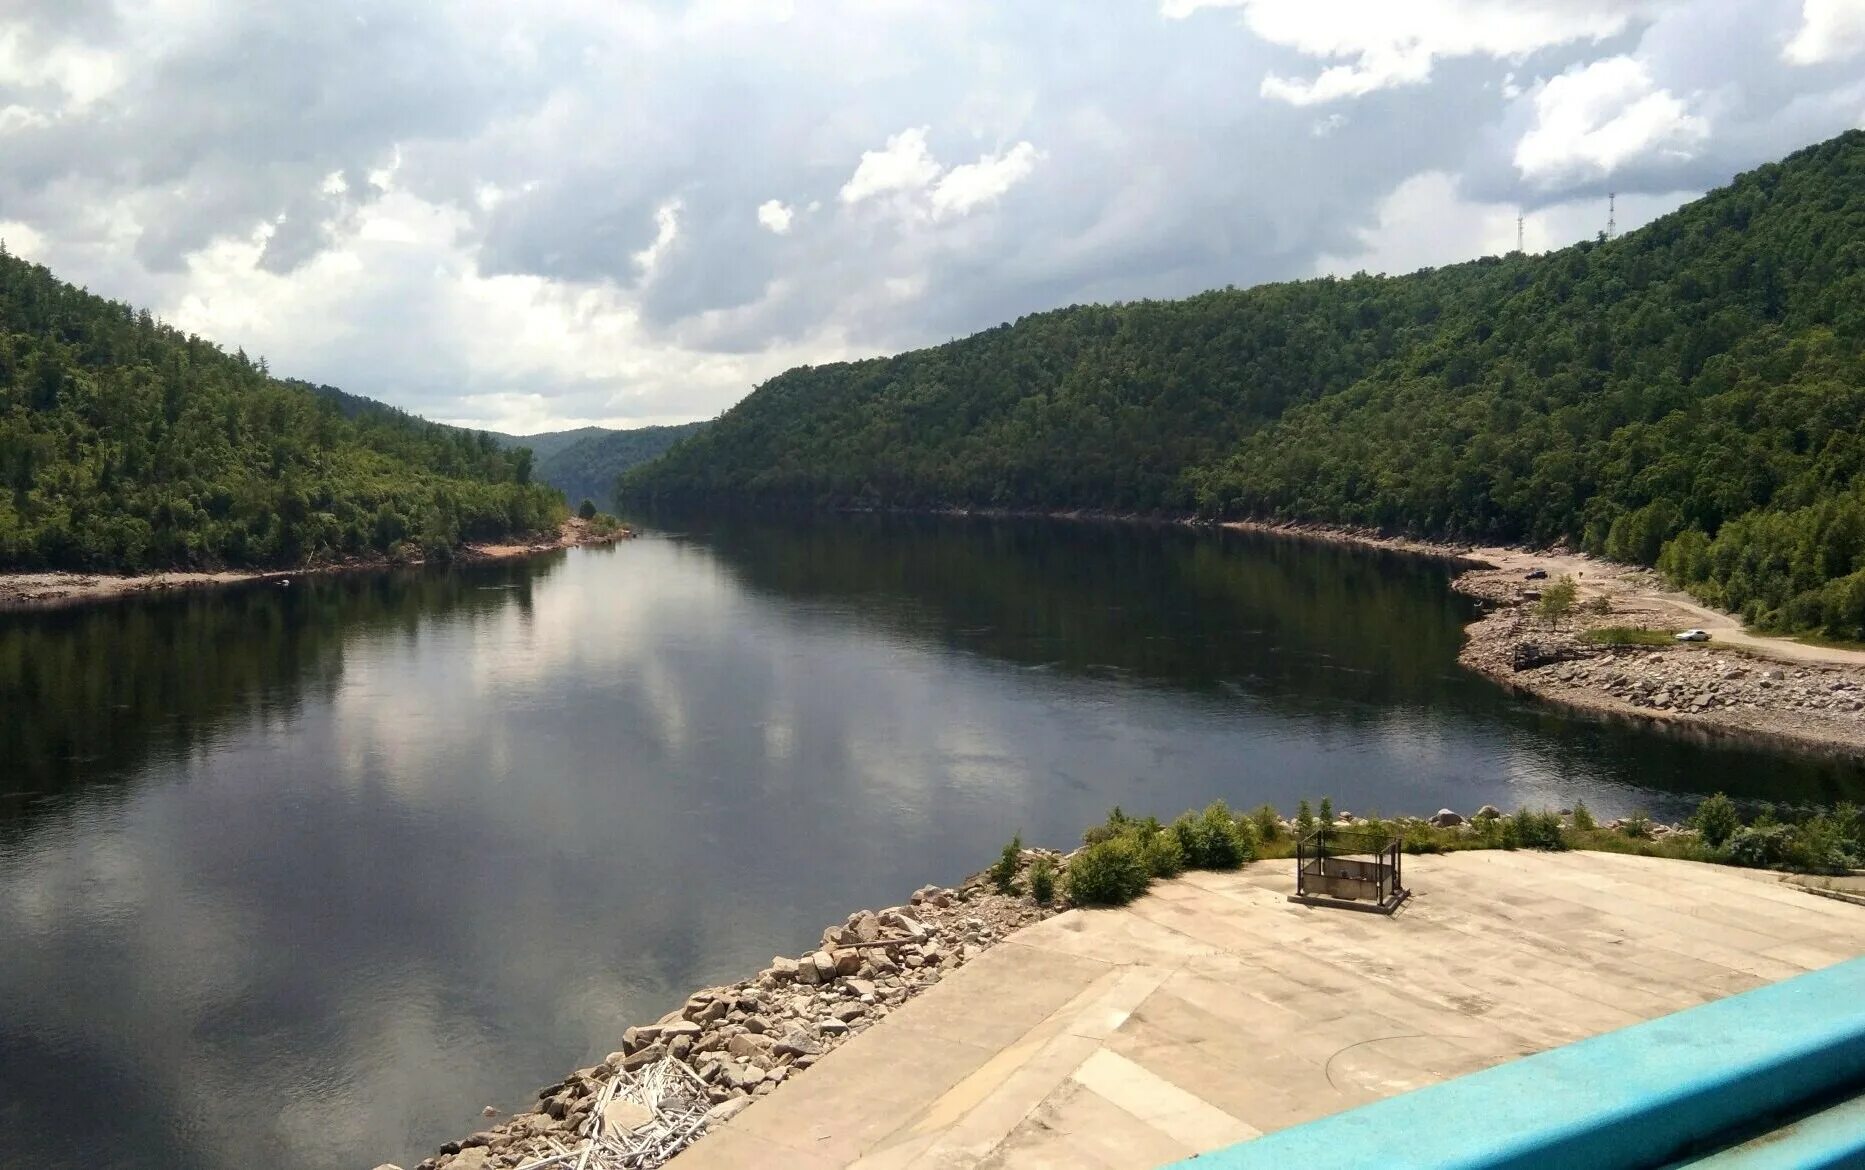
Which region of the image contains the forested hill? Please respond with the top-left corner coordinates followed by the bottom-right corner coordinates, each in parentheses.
top-left (0, 250), bottom-right (564, 571)
top-left (503, 421), bottom-right (706, 509)
top-left (627, 131), bottom-right (1865, 635)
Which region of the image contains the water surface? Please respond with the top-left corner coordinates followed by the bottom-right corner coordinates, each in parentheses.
top-left (2, 515), bottom-right (1860, 1170)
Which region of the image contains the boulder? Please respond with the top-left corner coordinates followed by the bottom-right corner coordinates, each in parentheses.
top-left (602, 1098), bottom-right (654, 1135)
top-left (767, 956), bottom-right (799, 981)
top-left (810, 950), bottom-right (838, 982)
top-left (1429, 809), bottom-right (1464, 828)
top-left (707, 1096), bottom-right (756, 1125)
top-left (620, 1042), bottom-right (667, 1072)
top-left (772, 1030), bottom-right (822, 1058)
top-left (1474, 805), bottom-right (1502, 820)
top-left (911, 885), bottom-right (952, 908)
top-left (448, 1150), bottom-right (491, 1170)
top-left (833, 950), bottom-right (862, 976)
top-left (728, 1033), bottom-right (773, 1059)
top-left (847, 910), bottom-right (882, 943)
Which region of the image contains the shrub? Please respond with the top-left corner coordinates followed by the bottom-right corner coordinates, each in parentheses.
top-left (1082, 806), bottom-right (1130, 846)
top-left (1252, 804), bottom-right (1283, 843)
top-left (1620, 811), bottom-right (1653, 840)
top-left (1173, 800), bottom-right (1253, 870)
top-left (1693, 793), bottom-right (1741, 848)
top-left (1726, 824), bottom-right (1793, 868)
top-left (578, 498), bottom-right (598, 520)
top-left (1572, 801), bottom-right (1596, 832)
top-left (1295, 799), bottom-right (1316, 839)
top-left (1514, 807), bottom-right (1567, 851)
top-left (1029, 857), bottom-right (1056, 905)
top-left (1318, 797), bottom-right (1334, 826)
top-left (1135, 826), bottom-right (1186, 878)
top-left (990, 834), bottom-right (1022, 894)
top-left (1499, 816), bottom-right (1521, 850)
top-left (1537, 575), bottom-right (1578, 625)
top-left (1066, 838), bottom-right (1150, 906)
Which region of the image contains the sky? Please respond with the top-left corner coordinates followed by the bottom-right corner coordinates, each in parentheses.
top-left (2, 1), bottom-right (1863, 435)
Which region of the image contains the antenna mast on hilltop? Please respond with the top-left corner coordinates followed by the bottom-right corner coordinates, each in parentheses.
top-left (1516, 213), bottom-right (1524, 254)
top-left (1607, 192), bottom-right (1617, 240)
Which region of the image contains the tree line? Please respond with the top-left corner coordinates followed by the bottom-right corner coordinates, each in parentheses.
top-left (626, 131), bottom-right (1865, 637)
top-left (0, 248), bottom-right (565, 570)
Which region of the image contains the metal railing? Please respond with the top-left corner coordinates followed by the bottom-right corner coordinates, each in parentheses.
top-left (1293, 824), bottom-right (1408, 912)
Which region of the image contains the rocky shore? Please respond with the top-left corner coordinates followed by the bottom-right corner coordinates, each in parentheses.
top-left (1454, 559), bottom-right (1865, 757)
top-left (393, 857), bottom-right (1062, 1170)
top-left (0, 518), bottom-right (631, 609)
top-left (391, 799), bottom-right (1714, 1170)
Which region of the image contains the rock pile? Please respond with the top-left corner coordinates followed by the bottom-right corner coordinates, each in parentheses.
top-left (411, 855), bottom-right (1062, 1169)
top-left (1453, 567), bottom-right (1865, 756)
top-left (1543, 652), bottom-right (1865, 719)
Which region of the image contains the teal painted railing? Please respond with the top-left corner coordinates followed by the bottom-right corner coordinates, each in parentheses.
top-left (1163, 956), bottom-right (1865, 1170)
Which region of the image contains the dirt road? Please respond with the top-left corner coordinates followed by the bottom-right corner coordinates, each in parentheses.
top-left (1464, 544), bottom-right (1865, 668)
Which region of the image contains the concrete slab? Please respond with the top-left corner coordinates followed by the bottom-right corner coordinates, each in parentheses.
top-left (678, 852), bottom-right (1865, 1170)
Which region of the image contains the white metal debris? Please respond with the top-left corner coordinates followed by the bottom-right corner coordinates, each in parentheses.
top-left (512, 1058), bottom-right (713, 1170)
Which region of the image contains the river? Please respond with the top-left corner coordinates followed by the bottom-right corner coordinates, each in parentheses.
top-left (2, 515), bottom-right (1860, 1169)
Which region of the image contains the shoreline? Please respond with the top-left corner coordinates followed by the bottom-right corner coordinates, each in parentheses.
top-left (1211, 519), bottom-right (1865, 759)
top-left (399, 858), bottom-right (1065, 1170)
top-left (398, 803), bottom-right (1741, 1170)
top-left (929, 508), bottom-right (1865, 758)
top-left (0, 518), bottom-right (632, 611)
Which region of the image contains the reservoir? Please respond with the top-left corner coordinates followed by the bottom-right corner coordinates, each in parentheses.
top-left (2, 515), bottom-right (1860, 1170)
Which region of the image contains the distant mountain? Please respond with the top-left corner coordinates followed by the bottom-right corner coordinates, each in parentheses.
top-left (485, 426), bottom-right (615, 463)
top-left (494, 422), bottom-right (708, 508)
top-left (625, 131), bottom-right (1865, 636)
top-left (0, 249), bottom-right (564, 571)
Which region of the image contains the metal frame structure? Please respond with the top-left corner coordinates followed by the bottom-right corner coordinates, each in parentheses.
top-left (1289, 824), bottom-right (1409, 914)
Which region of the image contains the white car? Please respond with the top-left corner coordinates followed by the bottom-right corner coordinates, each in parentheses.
top-left (1675, 628), bottom-right (1711, 642)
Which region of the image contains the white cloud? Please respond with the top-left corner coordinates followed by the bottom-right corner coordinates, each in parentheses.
top-left (0, 220), bottom-right (46, 259)
top-left (632, 199), bottom-right (682, 278)
top-left (839, 129), bottom-right (1040, 222)
top-left (929, 142), bottom-right (1041, 219)
top-left (1784, 0), bottom-right (1865, 63)
top-left (156, 186), bottom-right (847, 433)
top-left (1514, 56), bottom-right (1708, 186)
top-left (755, 199), bottom-right (793, 234)
top-left (839, 127), bottom-right (942, 205)
top-left (1165, 0), bottom-right (1649, 105)
top-left (0, 24), bottom-right (124, 112)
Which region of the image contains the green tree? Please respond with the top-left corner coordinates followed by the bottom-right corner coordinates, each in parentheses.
top-left (1694, 793), bottom-right (1741, 848)
top-left (1537, 575), bottom-right (1579, 627)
